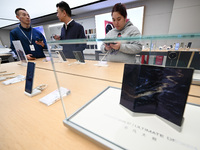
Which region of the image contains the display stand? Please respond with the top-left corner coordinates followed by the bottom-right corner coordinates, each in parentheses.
top-left (24, 88), bottom-right (41, 97)
top-left (64, 86), bottom-right (200, 150)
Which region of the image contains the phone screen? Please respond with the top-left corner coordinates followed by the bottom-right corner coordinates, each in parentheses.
top-left (105, 42), bottom-right (116, 46)
top-left (73, 51), bottom-right (85, 63)
top-left (175, 43), bottom-right (180, 50)
top-left (59, 51), bottom-right (67, 61)
top-left (187, 42), bottom-right (192, 48)
top-left (180, 42), bottom-right (184, 48)
top-left (56, 51), bottom-right (67, 61)
top-left (36, 37), bottom-right (43, 42)
top-left (25, 62), bottom-right (35, 94)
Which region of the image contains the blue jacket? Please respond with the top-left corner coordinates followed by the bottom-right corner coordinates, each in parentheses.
top-left (10, 24), bottom-right (47, 58)
top-left (60, 20), bottom-right (86, 58)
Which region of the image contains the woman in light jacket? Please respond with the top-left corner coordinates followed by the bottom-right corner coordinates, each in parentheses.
top-left (101, 3), bottom-right (142, 64)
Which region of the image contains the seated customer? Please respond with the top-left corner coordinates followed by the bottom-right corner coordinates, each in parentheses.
top-left (101, 3), bottom-right (142, 64)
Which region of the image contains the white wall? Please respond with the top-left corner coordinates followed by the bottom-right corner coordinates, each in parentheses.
top-left (141, 0), bottom-right (174, 35)
top-left (76, 17), bottom-right (96, 31)
top-left (46, 0), bottom-right (174, 37)
top-left (168, 0), bottom-right (200, 34)
top-left (0, 29), bottom-right (10, 47)
top-left (0, 0), bottom-right (200, 47)
top-left (71, 0), bottom-right (174, 36)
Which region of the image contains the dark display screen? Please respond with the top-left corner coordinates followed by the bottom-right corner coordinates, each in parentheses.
top-left (120, 64), bottom-right (193, 126)
top-left (25, 62), bottom-right (35, 94)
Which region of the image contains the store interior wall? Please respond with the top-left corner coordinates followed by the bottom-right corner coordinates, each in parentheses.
top-left (0, 0), bottom-right (199, 48)
top-left (169, 0), bottom-right (200, 34)
top-left (0, 29), bottom-right (10, 47)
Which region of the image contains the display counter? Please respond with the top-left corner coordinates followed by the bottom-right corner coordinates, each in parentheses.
top-left (0, 60), bottom-right (199, 150)
top-left (0, 53), bottom-right (13, 63)
top-left (1, 33), bottom-right (200, 149)
top-left (0, 62), bottom-right (121, 150)
top-left (46, 33), bottom-right (200, 149)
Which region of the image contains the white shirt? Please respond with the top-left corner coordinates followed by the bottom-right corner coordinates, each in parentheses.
top-left (65, 19), bottom-right (73, 30)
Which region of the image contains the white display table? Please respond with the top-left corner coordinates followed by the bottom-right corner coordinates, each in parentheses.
top-left (64, 87), bottom-right (200, 150)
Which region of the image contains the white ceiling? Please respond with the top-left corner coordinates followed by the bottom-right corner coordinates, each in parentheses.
top-left (0, 0), bottom-right (100, 28)
top-left (0, 0), bottom-right (140, 29)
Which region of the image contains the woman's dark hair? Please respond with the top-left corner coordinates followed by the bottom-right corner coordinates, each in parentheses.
top-left (111, 3), bottom-right (127, 18)
top-left (15, 8), bottom-right (26, 15)
top-left (56, 1), bottom-right (71, 17)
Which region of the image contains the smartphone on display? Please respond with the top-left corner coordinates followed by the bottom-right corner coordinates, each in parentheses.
top-left (36, 37), bottom-right (43, 42)
top-left (175, 43), bottom-right (180, 50)
top-left (56, 51), bottom-right (67, 61)
top-left (37, 39), bottom-right (43, 42)
top-left (25, 62), bottom-right (35, 94)
top-left (105, 42), bottom-right (117, 46)
top-left (180, 42), bottom-right (184, 48)
top-left (73, 51), bottom-right (85, 63)
top-left (187, 42), bottom-right (192, 48)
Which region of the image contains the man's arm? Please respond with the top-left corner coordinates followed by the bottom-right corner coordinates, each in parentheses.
top-left (75, 25), bottom-right (86, 51)
top-left (10, 31), bottom-right (17, 55)
top-left (35, 32), bottom-right (48, 49)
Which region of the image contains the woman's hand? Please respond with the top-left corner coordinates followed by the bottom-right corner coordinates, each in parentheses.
top-left (104, 43), bottom-right (112, 51)
top-left (110, 42), bottom-right (121, 50)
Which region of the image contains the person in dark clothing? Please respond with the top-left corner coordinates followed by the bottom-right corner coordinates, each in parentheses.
top-left (54, 1), bottom-right (86, 59)
top-left (10, 8), bottom-right (47, 60)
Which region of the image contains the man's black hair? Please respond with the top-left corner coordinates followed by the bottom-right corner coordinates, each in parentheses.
top-left (15, 8), bottom-right (26, 15)
top-left (56, 1), bottom-right (71, 17)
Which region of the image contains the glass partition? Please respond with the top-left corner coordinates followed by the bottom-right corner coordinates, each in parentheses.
top-left (47, 33), bottom-right (200, 71)
top-left (46, 33), bottom-right (200, 150)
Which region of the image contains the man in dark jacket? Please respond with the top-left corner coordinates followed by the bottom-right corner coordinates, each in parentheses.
top-left (54, 1), bottom-right (86, 58)
top-left (10, 8), bottom-right (47, 60)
